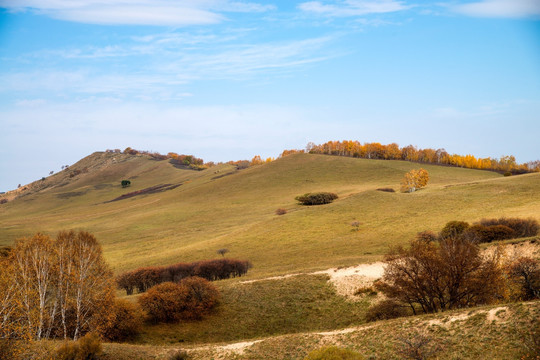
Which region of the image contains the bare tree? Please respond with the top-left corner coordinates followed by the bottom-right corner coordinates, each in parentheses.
top-left (216, 248), bottom-right (229, 257)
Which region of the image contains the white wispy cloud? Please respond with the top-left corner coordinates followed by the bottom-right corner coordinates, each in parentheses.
top-left (0, 0), bottom-right (275, 26)
top-left (2, 35), bottom-right (336, 98)
top-left (451, 0), bottom-right (540, 18)
top-left (298, 0), bottom-right (411, 17)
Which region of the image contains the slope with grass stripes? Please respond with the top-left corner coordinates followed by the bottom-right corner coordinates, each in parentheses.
top-left (1, 152), bottom-right (539, 276)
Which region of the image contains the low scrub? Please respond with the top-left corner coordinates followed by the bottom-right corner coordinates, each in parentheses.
top-left (376, 187), bottom-right (395, 193)
top-left (117, 258), bottom-right (251, 295)
top-left (55, 332), bottom-right (102, 360)
top-left (295, 192), bottom-right (338, 205)
top-left (138, 277), bottom-right (219, 323)
top-left (95, 298), bottom-right (145, 342)
top-left (365, 299), bottom-right (408, 322)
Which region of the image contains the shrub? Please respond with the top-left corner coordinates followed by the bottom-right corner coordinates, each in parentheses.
top-left (376, 237), bottom-right (504, 314)
top-left (138, 278), bottom-right (219, 323)
top-left (117, 258), bottom-right (251, 295)
top-left (415, 231), bottom-right (437, 243)
top-left (507, 257), bottom-right (540, 300)
top-left (439, 220), bottom-right (469, 239)
top-left (0, 199), bottom-right (7, 204)
top-left (478, 217), bottom-right (539, 238)
top-left (138, 282), bottom-right (185, 323)
top-left (394, 331), bottom-right (440, 360)
top-left (295, 192), bottom-right (338, 205)
top-left (463, 224), bottom-right (515, 243)
top-left (275, 208), bottom-right (287, 215)
top-left (376, 187), bottom-right (395, 193)
top-left (304, 346), bottom-right (364, 360)
top-left (169, 350), bottom-right (190, 360)
top-left (365, 299), bottom-right (407, 322)
top-left (121, 180), bottom-right (131, 188)
top-left (95, 298), bottom-right (145, 342)
top-left (177, 277), bottom-right (219, 320)
top-left (56, 332), bottom-right (102, 360)
top-left (504, 171), bottom-right (512, 176)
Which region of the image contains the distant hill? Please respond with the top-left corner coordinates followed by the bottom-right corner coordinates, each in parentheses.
top-left (1, 151), bottom-right (539, 276)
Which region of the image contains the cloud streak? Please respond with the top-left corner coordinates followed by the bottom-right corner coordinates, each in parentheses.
top-left (451, 0), bottom-right (540, 19)
top-left (298, 0), bottom-right (411, 17)
top-left (0, 0), bottom-right (275, 25)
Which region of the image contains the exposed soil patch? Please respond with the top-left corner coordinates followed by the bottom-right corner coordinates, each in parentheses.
top-left (241, 262), bottom-right (386, 301)
top-left (105, 183), bottom-right (182, 203)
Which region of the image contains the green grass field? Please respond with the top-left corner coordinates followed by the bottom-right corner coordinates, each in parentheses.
top-left (1, 152), bottom-right (539, 277)
top-left (3, 151), bottom-right (539, 359)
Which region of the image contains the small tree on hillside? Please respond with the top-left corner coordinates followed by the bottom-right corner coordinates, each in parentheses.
top-left (400, 168), bottom-right (429, 193)
top-left (376, 236), bottom-right (504, 314)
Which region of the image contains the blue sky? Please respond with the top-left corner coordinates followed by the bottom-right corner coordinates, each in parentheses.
top-left (0, 0), bottom-right (539, 192)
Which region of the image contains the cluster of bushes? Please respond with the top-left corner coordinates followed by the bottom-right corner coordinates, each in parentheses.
top-left (295, 192), bottom-right (338, 205)
top-left (440, 217), bottom-right (538, 243)
top-left (138, 277), bottom-right (219, 323)
top-left (116, 258), bottom-right (252, 295)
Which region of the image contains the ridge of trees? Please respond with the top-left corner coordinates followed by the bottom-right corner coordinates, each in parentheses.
top-left (116, 258), bottom-right (252, 295)
top-left (281, 141), bottom-right (539, 174)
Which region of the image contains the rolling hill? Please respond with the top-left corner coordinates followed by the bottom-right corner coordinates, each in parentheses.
top-left (1, 151), bottom-right (539, 277)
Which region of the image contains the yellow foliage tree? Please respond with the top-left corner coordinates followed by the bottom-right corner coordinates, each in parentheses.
top-left (400, 168), bottom-right (429, 193)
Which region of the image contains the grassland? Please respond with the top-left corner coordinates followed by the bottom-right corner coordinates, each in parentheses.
top-left (85, 300), bottom-right (540, 359)
top-left (1, 152), bottom-right (539, 277)
top-left (3, 151), bottom-right (540, 359)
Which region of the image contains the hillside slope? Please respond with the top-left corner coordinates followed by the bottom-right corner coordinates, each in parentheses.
top-left (1, 152), bottom-right (539, 275)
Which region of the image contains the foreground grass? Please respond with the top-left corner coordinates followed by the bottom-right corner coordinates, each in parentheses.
top-left (98, 300), bottom-right (540, 360)
top-left (135, 274), bottom-right (371, 345)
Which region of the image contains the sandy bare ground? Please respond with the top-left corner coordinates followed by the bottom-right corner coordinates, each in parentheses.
top-left (241, 262), bottom-right (386, 299)
top-left (313, 262), bottom-right (386, 299)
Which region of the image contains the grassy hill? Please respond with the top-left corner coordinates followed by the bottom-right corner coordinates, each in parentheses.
top-left (1, 151), bottom-right (539, 277)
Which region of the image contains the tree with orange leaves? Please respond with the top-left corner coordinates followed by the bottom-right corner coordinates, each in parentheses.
top-left (400, 168), bottom-right (429, 193)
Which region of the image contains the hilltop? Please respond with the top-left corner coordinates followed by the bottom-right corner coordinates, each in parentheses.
top-left (1, 151), bottom-right (539, 277)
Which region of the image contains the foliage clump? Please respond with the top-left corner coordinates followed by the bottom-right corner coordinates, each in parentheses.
top-left (440, 217), bottom-right (539, 243)
top-left (365, 299), bottom-right (408, 322)
top-left (116, 258), bottom-right (251, 295)
top-left (55, 332), bottom-right (102, 360)
top-left (400, 168), bottom-right (429, 193)
top-left (94, 298), bottom-right (145, 342)
top-left (295, 192), bottom-right (338, 205)
top-left (376, 236), bottom-right (504, 314)
top-left (0, 231), bottom-right (114, 341)
top-left (138, 277), bottom-right (219, 323)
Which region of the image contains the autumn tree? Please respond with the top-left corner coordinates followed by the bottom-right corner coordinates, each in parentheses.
top-left (0, 231), bottom-right (114, 341)
top-left (400, 168), bottom-right (429, 193)
top-left (376, 236), bottom-right (504, 314)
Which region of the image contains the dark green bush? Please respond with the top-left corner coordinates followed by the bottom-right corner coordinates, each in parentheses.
top-left (304, 346), bottom-right (364, 360)
top-left (365, 299), bottom-right (408, 322)
top-left (439, 221), bottom-right (469, 239)
top-left (295, 192), bottom-right (338, 205)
